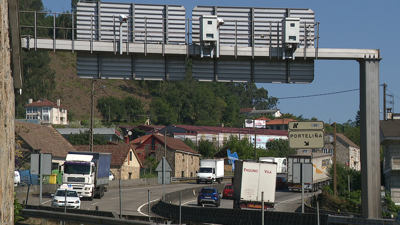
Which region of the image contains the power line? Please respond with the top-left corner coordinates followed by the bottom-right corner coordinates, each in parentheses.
top-left (277, 88), bottom-right (359, 100)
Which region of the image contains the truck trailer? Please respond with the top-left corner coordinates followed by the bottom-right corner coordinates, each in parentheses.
top-left (287, 153), bottom-right (331, 192)
top-left (196, 159), bottom-right (224, 184)
top-left (233, 160), bottom-right (277, 210)
top-left (62, 152), bottom-right (111, 200)
top-left (259, 157), bottom-right (287, 173)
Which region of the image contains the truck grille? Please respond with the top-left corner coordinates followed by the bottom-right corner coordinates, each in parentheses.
top-left (67, 177), bottom-right (85, 182)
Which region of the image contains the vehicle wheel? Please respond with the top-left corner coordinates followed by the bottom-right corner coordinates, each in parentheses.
top-left (210, 179), bottom-right (213, 184)
top-left (218, 179), bottom-right (221, 184)
top-left (217, 201), bottom-right (220, 207)
top-left (196, 180), bottom-right (200, 184)
top-left (197, 201), bottom-right (201, 206)
top-left (100, 186), bottom-right (104, 198)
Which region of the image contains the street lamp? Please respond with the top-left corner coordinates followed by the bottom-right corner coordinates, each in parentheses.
top-left (163, 126), bottom-right (176, 200)
top-left (89, 79), bottom-right (105, 152)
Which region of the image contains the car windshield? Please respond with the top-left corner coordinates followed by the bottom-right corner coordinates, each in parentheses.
top-left (225, 185), bottom-right (233, 189)
top-left (201, 189), bottom-right (216, 194)
top-left (55, 190), bottom-right (78, 197)
top-left (199, 168), bottom-right (212, 173)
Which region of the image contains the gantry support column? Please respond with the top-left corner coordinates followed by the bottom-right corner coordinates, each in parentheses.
top-left (359, 59), bottom-right (381, 218)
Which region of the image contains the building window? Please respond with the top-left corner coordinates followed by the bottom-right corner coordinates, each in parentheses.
top-left (27, 107), bottom-right (38, 113)
top-left (151, 138), bottom-right (155, 150)
top-left (130, 151), bottom-right (133, 161)
top-left (129, 173), bottom-right (132, 179)
top-left (302, 150), bottom-right (308, 153)
top-left (191, 172), bottom-right (193, 177)
top-left (181, 171), bottom-right (185, 177)
top-left (182, 153), bottom-right (185, 162)
top-left (191, 156), bottom-right (193, 164)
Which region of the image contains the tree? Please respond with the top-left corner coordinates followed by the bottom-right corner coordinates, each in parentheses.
top-left (67, 130), bottom-right (107, 145)
top-left (197, 139), bottom-right (217, 158)
top-left (265, 139), bottom-right (296, 157)
top-left (183, 138), bottom-right (197, 152)
top-left (124, 96), bottom-right (144, 122)
top-left (223, 135), bottom-right (254, 160)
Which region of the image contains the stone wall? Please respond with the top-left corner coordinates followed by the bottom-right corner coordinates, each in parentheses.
top-left (0, 0), bottom-right (16, 223)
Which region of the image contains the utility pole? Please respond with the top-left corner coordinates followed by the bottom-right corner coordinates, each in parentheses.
top-left (383, 83), bottom-right (387, 121)
top-left (90, 79), bottom-right (94, 152)
top-left (253, 120), bottom-right (257, 161)
top-left (333, 122), bottom-right (337, 196)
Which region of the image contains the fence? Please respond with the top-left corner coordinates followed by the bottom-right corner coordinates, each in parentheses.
top-left (18, 180), bottom-right (397, 225)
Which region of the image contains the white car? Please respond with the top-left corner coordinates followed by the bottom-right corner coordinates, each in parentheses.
top-left (109, 171), bottom-right (114, 180)
top-left (14, 171), bottom-right (20, 187)
top-left (51, 185), bottom-right (82, 209)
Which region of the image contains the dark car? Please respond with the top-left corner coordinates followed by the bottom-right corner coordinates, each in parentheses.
top-left (276, 176), bottom-right (288, 189)
top-left (222, 184), bottom-right (234, 199)
top-left (197, 187), bottom-right (220, 207)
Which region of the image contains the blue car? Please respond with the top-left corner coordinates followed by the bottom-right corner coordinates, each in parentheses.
top-left (197, 187), bottom-right (220, 207)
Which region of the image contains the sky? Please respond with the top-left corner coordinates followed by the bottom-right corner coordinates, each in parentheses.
top-left (41, 0), bottom-right (400, 124)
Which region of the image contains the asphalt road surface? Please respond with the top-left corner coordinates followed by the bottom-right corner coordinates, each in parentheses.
top-left (20, 181), bottom-right (315, 217)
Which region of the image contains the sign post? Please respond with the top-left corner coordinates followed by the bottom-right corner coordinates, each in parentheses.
top-left (31, 153), bottom-right (52, 205)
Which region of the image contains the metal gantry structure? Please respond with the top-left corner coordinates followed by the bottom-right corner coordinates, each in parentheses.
top-left (19, 2), bottom-right (381, 218)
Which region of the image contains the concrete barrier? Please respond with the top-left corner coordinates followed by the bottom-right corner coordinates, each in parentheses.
top-left (15, 177), bottom-right (159, 199)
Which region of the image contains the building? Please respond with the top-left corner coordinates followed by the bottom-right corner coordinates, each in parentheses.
top-left (24, 98), bottom-right (68, 125)
top-left (239, 107), bottom-right (280, 117)
top-left (74, 142), bottom-right (141, 180)
top-left (131, 134), bottom-right (200, 178)
top-left (15, 120), bottom-right (76, 170)
top-left (162, 125), bottom-right (288, 150)
top-left (321, 133), bottom-right (360, 171)
top-left (380, 119), bottom-right (400, 204)
top-left (264, 118), bottom-right (297, 130)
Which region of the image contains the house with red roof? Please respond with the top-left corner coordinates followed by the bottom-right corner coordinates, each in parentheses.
top-left (24, 98), bottom-right (68, 125)
top-left (131, 134), bottom-right (200, 178)
top-left (264, 118), bottom-right (297, 130)
top-left (74, 142), bottom-right (141, 180)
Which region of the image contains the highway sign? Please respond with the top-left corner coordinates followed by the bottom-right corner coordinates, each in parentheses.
top-left (288, 121), bottom-right (324, 131)
top-left (288, 130), bottom-right (324, 149)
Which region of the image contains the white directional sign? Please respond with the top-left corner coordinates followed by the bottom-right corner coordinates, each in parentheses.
top-left (288, 121), bottom-right (325, 149)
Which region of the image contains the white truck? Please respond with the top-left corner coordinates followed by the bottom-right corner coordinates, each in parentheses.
top-left (287, 153), bottom-right (331, 192)
top-left (62, 152), bottom-right (111, 200)
top-left (259, 157), bottom-right (287, 173)
top-left (196, 159), bottom-right (224, 184)
top-left (233, 160), bottom-right (277, 210)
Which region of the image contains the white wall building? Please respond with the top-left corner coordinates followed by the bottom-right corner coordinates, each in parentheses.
top-left (24, 98), bottom-right (68, 125)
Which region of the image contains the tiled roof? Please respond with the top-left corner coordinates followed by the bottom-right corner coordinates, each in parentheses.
top-left (15, 121), bottom-right (76, 158)
top-left (73, 142), bottom-right (133, 167)
top-left (143, 134), bottom-right (198, 154)
top-left (130, 134), bottom-right (153, 144)
top-left (24, 98), bottom-right (67, 109)
top-left (336, 133), bottom-right (359, 148)
top-left (256, 117), bottom-right (270, 121)
top-left (265, 118), bottom-right (297, 125)
top-left (380, 120), bottom-right (400, 138)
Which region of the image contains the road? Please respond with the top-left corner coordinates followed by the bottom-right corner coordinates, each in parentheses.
top-left (21, 181), bottom-right (312, 217)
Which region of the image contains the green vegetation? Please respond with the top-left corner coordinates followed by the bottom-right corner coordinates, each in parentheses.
top-left (14, 193), bottom-right (24, 224)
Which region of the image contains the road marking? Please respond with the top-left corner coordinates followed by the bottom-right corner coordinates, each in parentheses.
top-left (42, 200), bottom-right (52, 204)
top-left (275, 196), bottom-right (302, 205)
top-left (92, 202), bottom-right (98, 205)
top-left (137, 199), bottom-right (160, 217)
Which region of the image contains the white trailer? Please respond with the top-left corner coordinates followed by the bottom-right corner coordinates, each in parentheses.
top-left (287, 153), bottom-right (331, 192)
top-left (233, 160), bottom-right (277, 210)
top-left (196, 159), bottom-right (224, 184)
top-left (259, 157), bottom-right (287, 173)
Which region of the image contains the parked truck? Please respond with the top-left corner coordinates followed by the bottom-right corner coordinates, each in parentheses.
top-left (62, 151), bottom-right (111, 200)
top-left (287, 153), bottom-right (331, 192)
top-left (233, 160), bottom-right (277, 210)
top-left (196, 159), bottom-right (224, 184)
top-left (259, 157), bottom-right (287, 173)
